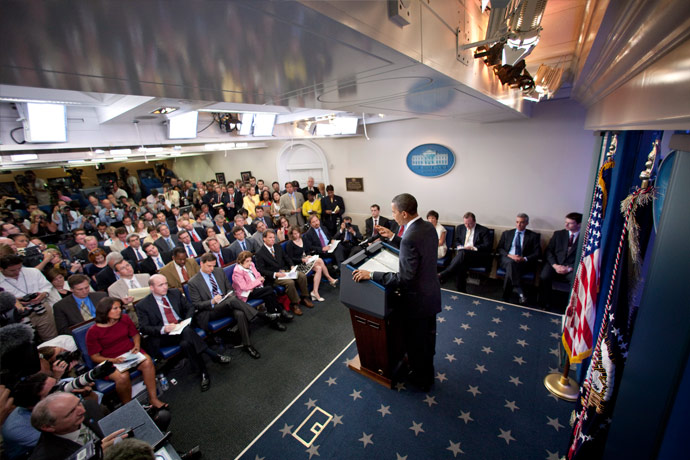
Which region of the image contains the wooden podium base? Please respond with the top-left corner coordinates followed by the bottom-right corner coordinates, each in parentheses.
top-left (347, 354), bottom-right (392, 388)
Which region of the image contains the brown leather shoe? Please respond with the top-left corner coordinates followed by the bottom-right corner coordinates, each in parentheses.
top-left (291, 304), bottom-right (303, 316)
top-left (301, 297), bottom-right (314, 308)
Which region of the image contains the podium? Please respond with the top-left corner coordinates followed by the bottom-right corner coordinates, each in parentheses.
top-left (340, 242), bottom-right (404, 388)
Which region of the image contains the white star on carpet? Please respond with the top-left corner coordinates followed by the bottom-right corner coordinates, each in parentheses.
top-left (445, 305), bottom-right (453, 311)
top-left (305, 398), bottom-right (317, 409)
top-left (453, 337), bottom-right (464, 345)
top-left (492, 317), bottom-right (502, 324)
top-left (551, 318), bottom-right (561, 325)
top-left (343, 356), bottom-right (355, 366)
top-left (331, 414), bottom-right (343, 427)
top-left (437, 316), bottom-right (446, 323)
top-left (254, 455), bottom-right (264, 460)
top-left (481, 346), bottom-right (494, 354)
top-left (458, 410), bottom-right (474, 424)
top-left (472, 300), bottom-right (481, 305)
top-left (513, 356), bottom-right (526, 365)
top-left (487, 331), bottom-right (497, 338)
top-left (377, 404), bottom-right (391, 417)
top-left (278, 423), bottom-right (293, 438)
top-left (349, 389), bottom-right (362, 401)
top-left (545, 450), bottom-right (561, 460)
top-left (445, 353), bottom-right (457, 362)
top-left (547, 416), bottom-right (564, 431)
top-left (509, 376), bottom-right (523, 386)
top-left (460, 323), bottom-right (471, 330)
top-left (396, 454), bottom-right (408, 460)
top-left (505, 400), bottom-right (519, 412)
top-left (451, 295), bottom-right (458, 300)
top-left (519, 324), bottom-right (530, 331)
top-left (549, 348), bottom-right (560, 357)
top-left (496, 305), bottom-right (505, 311)
top-left (306, 444), bottom-right (320, 459)
top-left (325, 377), bottom-right (337, 386)
top-left (475, 364), bottom-right (487, 374)
top-left (435, 372), bottom-right (447, 382)
top-left (521, 311), bottom-right (532, 317)
top-left (395, 382), bottom-right (406, 392)
top-left (467, 385), bottom-right (481, 397)
top-left (550, 332), bottom-right (560, 339)
top-left (447, 440), bottom-right (465, 457)
top-left (358, 432), bottom-right (373, 448)
top-left (409, 421), bottom-right (425, 436)
top-left (498, 429), bottom-right (516, 444)
top-left (516, 339), bottom-right (528, 347)
top-left (548, 367), bottom-right (559, 374)
top-left (466, 311), bottom-right (476, 317)
top-left (423, 395), bottom-right (438, 407)
top-left (547, 393), bottom-right (560, 401)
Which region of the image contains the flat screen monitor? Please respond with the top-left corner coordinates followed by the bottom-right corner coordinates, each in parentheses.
top-left (252, 113), bottom-right (276, 137)
top-left (22, 103), bottom-right (67, 143)
top-left (167, 111), bottom-right (198, 139)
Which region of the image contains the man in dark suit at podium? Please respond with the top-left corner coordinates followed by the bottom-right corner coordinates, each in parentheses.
top-left (353, 193), bottom-right (441, 391)
top-left (538, 212), bottom-right (582, 309)
top-left (438, 212), bottom-right (493, 292)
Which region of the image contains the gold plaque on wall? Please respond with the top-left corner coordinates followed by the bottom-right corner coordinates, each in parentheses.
top-left (345, 177), bottom-right (364, 192)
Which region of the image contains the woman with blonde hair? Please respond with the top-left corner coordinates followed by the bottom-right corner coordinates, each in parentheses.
top-left (284, 226), bottom-right (337, 302)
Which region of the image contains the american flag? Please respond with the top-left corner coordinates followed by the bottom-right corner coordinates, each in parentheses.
top-left (562, 157), bottom-right (615, 364)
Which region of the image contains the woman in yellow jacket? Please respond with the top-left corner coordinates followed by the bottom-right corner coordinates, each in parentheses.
top-left (301, 190), bottom-right (322, 221)
top-left (243, 187), bottom-right (261, 219)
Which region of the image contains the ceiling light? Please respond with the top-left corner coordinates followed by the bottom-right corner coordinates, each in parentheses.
top-left (94, 149), bottom-right (105, 154)
top-left (151, 107), bottom-right (178, 114)
top-left (110, 148), bottom-right (131, 156)
top-left (10, 153), bottom-right (38, 162)
top-left (204, 143), bottom-right (236, 150)
top-left (0, 97), bottom-right (82, 105)
top-left (235, 142), bottom-right (248, 148)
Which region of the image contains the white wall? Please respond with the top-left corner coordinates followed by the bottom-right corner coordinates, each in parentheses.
top-left (172, 98), bottom-right (595, 233)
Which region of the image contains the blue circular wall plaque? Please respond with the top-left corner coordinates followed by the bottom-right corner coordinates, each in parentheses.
top-left (406, 144), bottom-right (455, 177)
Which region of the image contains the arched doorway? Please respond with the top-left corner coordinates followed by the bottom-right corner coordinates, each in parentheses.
top-left (276, 140), bottom-right (329, 189)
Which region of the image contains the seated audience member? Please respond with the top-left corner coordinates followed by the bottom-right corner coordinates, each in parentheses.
top-left (122, 216), bottom-right (136, 235)
top-left (109, 227), bottom-right (129, 253)
top-left (86, 297), bottom-right (166, 408)
top-left (233, 213), bottom-right (254, 237)
top-left (301, 191), bottom-right (322, 221)
top-left (303, 215), bottom-right (347, 267)
top-left (159, 247), bottom-right (200, 290)
top-left (202, 227), bottom-right (230, 250)
top-left (213, 215), bottom-right (233, 237)
top-left (134, 219), bottom-right (149, 239)
top-left (320, 185), bottom-right (345, 235)
top-left (95, 252), bottom-right (124, 292)
top-left (254, 230), bottom-right (313, 316)
top-left (232, 250), bottom-right (292, 327)
top-left (143, 225), bottom-right (158, 245)
top-left (279, 182), bottom-right (305, 227)
top-left (77, 236), bottom-right (109, 263)
top-left (205, 237), bottom-right (233, 267)
top-left (53, 274), bottom-right (108, 335)
top-left (139, 242), bottom-right (171, 275)
top-left (195, 211), bottom-right (214, 229)
top-left (44, 268), bottom-right (73, 307)
top-left (136, 275), bottom-right (231, 392)
top-left (154, 224), bottom-right (178, 254)
top-left (497, 213), bottom-right (541, 305)
top-left (364, 204), bottom-right (391, 239)
top-left (275, 216), bottom-right (290, 242)
top-left (439, 212), bottom-right (494, 292)
top-left (108, 260), bottom-right (149, 323)
top-left (426, 210), bottom-right (447, 259)
top-left (94, 222), bottom-right (109, 241)
top-left (179, 219), bottom-right (205, 243)
top-left (121, 234), bottom-right (148, 265)
top-left (67, 230), bottom-right (88, 260)
top-left (0, 255), bottom-right (57, 342)
top-left (85, 248), bottom-right (109, 281)
top-left (176, 230), bottom-right (203, 259)
top-left (334, 216), bottom-right (362, 255)
top-left (102, 226), bottom-right (117, 247)
top-left (285, 226), bottom-right (337, 302)
top-left (187, 254), bottom-right (262, 357)
top-left (29, 392), bottom-right (126, 460)
top-left (228, 226), bottom-right (259, 261)
top-left (252, 206), bottom-right (273, 229)
top-left (538, 212), bottom-right (582, 309)
top-left (251, 220), bottom-right (268, 247)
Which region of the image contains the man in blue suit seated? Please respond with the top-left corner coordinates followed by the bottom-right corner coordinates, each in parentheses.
top-left (352, 193), bottom-right (442, 392)
top-left (303, 215), bottom-right (346, 268)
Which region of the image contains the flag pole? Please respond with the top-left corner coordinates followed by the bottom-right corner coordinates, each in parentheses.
top-left (544, 355), bottom-right (579, 401)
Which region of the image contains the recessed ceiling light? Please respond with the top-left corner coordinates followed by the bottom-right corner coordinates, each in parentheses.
top-left (10, 153), bottom-right (39, 162)
top-left (151, 107), bottom-right (178, 115)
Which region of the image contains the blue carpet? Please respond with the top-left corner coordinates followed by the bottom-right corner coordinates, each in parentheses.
top-left (237, 290), bottom-right (572, 460)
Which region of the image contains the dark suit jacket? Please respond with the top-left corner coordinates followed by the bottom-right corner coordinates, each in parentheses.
top-left (497, 228), bottom-right (541, 262)
top-left (138, 251), bottom-right (172, 275)
top-left (254, 244), bottom-right (292, 284)
top-left (187, 268), bottom-right (253, 330)
top-left (252, 215), bottom-right (274, 229)
top-left (321, 195), bottom-right (345, 229)
top-left (228, 238), bottom-right (259, 261)
top-left (213, 222), bottom-right (234, 235)
top-left (95, 266), bottom-right (117, 292)
top-left (453, 223), bottom-right (493, 253)
top-left (176, 241), bottom-right (205, 258)
top-left (303, 226), bottom-right (334, 254)
top-left (120, 245), bottom-right (148, 266)
top-left (371, 218), bottom-right (442, 318)
top-left (364, 216), bottom-right (391, 239)
top-left (184, 227), bottom-right (206, 243)
top-left (53, 292), bottom-right (108, 336)
top-left (544, 229), bottom-right (579, 267)
top-left (334, 224), bottom-right (362, 244)
top-left (154, 234), bottom-right (179, 254)
top-left (29, 400), bottom-right (104, 460)
top-left (208, 247), bottom-right (234, 266)
top-left (136, 289), bottom-right (194, 337)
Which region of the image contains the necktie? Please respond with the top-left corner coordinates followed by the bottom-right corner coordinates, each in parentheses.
top-left (166, 238), bottom-right (174, 249)
top-left (129, 279), bottom-right (136, 289)
top-left (269, 247), bottom-right (275, 257)
top-left (191, 231), bottom-right (200, 242)
top-left (78, 424), bottom-right (96, 445)
top-left (124, 241), bottom-right (129, 248)
top-left (258, 217), bottom-right (264, 225)
top-left (290, 194), bottom-right (296, 208)
top-left (317, 229), bottom-right (328, 247)
top-left (373, 219), bottom-right (378, 236)
top-left (568, 233), bottom-right (574, 249)
top-left (181, 266), bottom-right (190, 282)
top-left (240, 241), bottom-right (246, 251)
top-left (80, 301), bottom-right (92, 321)
top-left (217, 253), bottom-right (224, 266)
top-left (186, 244), bottom-right (194, 257)
top-left (515, 232), bottom-right (523, 256)
top-left (397, 225), bottom-right (404, 237)
top-left (156, 257), bottom-right (164, 268)
top-left (136, 249), bottom-right (143, 260)
top-left (161, 297), bottom-right (178, 324)
top-left (209, 275), bottom-right (220, 297)
top-left (345, 230), bottom-right (350, 242)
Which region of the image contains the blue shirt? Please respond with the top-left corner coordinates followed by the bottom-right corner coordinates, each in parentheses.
top-left (2, 407), bottom-right (39, 459)
top-left (73, 294), bottom-right (96, 317)
top-left (509, 231), bottom-right (525, 256)
top-left (201, 271), bottom-right (222, 300)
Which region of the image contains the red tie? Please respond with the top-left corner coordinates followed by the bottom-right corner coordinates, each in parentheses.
top-left (181, 266), bottom-right (190, 282)
top-left (218, 253), bottom-right (224, 266)
top-left (397, 225), bottom-right (404, 237)
top-left (161, 297), bottom-right (178, 324)
top-left (191, 231), bottom-right (200, 242)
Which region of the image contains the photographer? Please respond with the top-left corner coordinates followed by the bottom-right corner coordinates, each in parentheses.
top-left (51, 204), bottom-right (81, 234)
top-left (154, 194), bottom-right (171, 213)
top-left (0, 255), bottom-right (57, 342)
top-left (98, 200), bottom-right (124, 226)
top-left (334, 216), bottom-right (363, 256)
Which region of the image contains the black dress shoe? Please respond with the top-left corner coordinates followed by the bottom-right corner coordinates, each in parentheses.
top-left (245, 345), bottom-right (261, 359)
top-left (214, 354), bottom-right (232, 364)
top-left (200, 373), bottom-right (211, 392)
top-left (271, 321), bottom-right (287, 331)
top-left (280, 310), bottom-right (294, 322)
top-left (265, 312), bottom-right (281, 321)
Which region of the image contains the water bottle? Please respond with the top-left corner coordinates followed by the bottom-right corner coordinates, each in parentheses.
top-left (155, 374), bottom-right (163, 395)
top-left (160, 374), bottom-right (170, 392)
